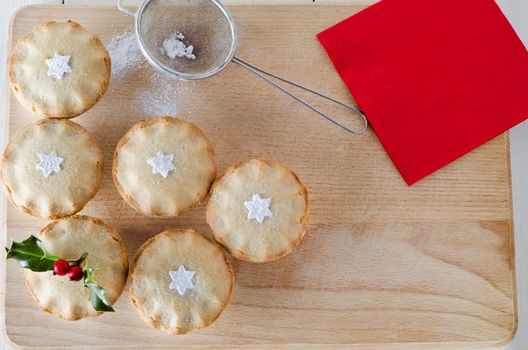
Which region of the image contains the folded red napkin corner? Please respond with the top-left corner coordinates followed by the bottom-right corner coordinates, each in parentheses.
top-left (317, 0), bottom-right (528, 185)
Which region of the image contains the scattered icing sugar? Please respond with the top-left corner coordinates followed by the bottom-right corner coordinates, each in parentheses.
top-left (106, 30), bottom-right (192, 118)
top-left (146, 151), bottom-right (176, 178)
top-left (244, 193), bottom-right (273, 224)
top-left (161, 32), bottom-right (196, 60)
top-left (35, 151), bottom-right (64, 177)
top-left (107, 31), bottom-right (143, 79)
top-left (169, 265), bottom-right (195, 296)
top-left (45, 52), bottom-right (72, 79)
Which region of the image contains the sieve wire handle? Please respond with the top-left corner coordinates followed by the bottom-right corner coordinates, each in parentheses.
top-left (232, 56), bottom-right (368, 135)
top-left (117, 0), bottom-right (136, 16)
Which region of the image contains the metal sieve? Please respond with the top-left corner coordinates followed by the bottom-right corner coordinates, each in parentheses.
top-left (117, 0), bottom-right (368, 135)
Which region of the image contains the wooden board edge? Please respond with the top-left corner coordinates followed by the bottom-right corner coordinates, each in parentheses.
top-left (0, 343), bottom-right (521, 350)
top-left (500, 131), bottom-right (519, 346)
top-left (2, 4), bottom-right (16, 350)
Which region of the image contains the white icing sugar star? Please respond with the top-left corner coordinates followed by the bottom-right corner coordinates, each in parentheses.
top-left (244, 193), bottom-right (273, 224)
top-left (35, 151), bottom-right (64, 177)
top-left (169, 265), bottom-right (196, 296)
top-left (45, 52), bottom-right (72, 79)
top-left (146, 151), bottom-right (176, 178)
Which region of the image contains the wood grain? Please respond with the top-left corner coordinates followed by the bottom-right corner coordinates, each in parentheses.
top-left (4, 5), bottom-right (516, 349)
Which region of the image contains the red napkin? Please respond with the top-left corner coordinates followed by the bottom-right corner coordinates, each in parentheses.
top-left (317, 0), bottom-right (528, 185)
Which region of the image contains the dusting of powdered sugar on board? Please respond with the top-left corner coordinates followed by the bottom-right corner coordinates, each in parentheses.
top-left (107, 31), bottom-right (143, 79)
top-left (106, 30), bottom-right (192, 117)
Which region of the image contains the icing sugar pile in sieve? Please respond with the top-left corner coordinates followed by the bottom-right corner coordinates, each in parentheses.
top-left (106, 30), bottom-right (191, 117)
top-left (162, 32), bottom-right (196, 60)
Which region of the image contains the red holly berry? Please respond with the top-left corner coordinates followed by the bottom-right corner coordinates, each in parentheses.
top-left (53, 260), bottom-right (70, 276)
top-left (68, 265), bottom-right (84, 281)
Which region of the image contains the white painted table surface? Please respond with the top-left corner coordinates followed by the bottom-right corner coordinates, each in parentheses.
top-left (0, 0), bottom-right (527, 349)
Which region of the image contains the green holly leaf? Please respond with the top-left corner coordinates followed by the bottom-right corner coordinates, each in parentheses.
top-left (83, 268), bottom-right (114, 312)
top-left (5, 235), bottom-right (60, 272)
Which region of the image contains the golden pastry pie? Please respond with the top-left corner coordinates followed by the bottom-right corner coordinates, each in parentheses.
top-left (113, 116), bottom-right (216, 217)
top-left (25, 215), bottom-right (128, 320)
top-left (207, 159), bottom-right (310, 262)
top-left (1, 119), bottom-right (103, 219)
top-left (129, 228), bottom-right (234, 334)
top-left (8, 20), bottom-right (111, 118)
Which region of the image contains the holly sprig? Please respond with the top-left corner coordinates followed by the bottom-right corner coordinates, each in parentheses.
top-left (5, 235), bottom-right (114, 312)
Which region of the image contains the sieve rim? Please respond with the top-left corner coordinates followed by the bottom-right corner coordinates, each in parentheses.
top-left (135, 0), bottom-right (238, 80)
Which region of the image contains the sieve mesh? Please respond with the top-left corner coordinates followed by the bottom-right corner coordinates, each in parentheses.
top-left (137, 0), bottom-right (237, 79)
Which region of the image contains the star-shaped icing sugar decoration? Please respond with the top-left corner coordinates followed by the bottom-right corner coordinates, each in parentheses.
top-left (45, 52), bottom-right (72, 80)
top-left (169, 265), bottom-right (196, 296)
top-left (146, 151), bottom-right (176, 178)
top-left (244, 193), bottom-right (273, 224)
top-left (35, 151), bottom-right (64, 177)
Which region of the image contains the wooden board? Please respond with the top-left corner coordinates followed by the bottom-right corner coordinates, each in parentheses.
top-left (4, 4), bottom-right (517, 349)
